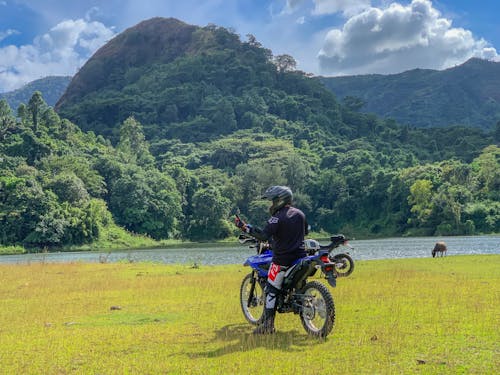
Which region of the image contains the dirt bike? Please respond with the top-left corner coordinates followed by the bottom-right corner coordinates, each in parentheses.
top-left (238, 233), bottom-right (350, 338)
top-left (304, 234), bottom-right (355, 278)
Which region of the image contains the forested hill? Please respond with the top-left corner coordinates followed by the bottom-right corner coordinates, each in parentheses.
top-left (320, 58), bottom-right (500, 131)
top-left (1, 18), bottom-right (498, 251)
top-left (56, 17), bottom-right (342, 143)
top-left (0, 76), bottom-right (71, 110)
top-left (54, 17), bottom-right (494, 161)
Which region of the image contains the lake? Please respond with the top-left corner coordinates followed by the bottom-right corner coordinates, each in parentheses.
top-left (0, 235), bottom-right (498, 265)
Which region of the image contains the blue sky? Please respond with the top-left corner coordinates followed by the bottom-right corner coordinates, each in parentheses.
top-left (0, 0), bottom-right (499, 92)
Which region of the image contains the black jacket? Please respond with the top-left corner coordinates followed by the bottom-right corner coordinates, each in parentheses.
top-left (250, 206), bottom-right (307, 266)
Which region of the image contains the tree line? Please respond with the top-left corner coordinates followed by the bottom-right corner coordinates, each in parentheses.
top-left (1, 90), bottom-right (498, 250)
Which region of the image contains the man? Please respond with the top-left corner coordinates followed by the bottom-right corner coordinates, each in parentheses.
top-left (235, 185), bottom-right (308, 334)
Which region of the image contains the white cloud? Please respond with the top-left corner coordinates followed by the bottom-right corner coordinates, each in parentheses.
top-left (0, 18), bottom-right (115, 93)
top-left (0, 29), bottom-right (20, 42)
top-left (285, 0), bottom-right (371, 17)
top-left (318, 0), bottom-right (499, 76)
top-left (285, 0), bottom-right (304, 14)
top-left (311, 0), bottom-right (371, 17)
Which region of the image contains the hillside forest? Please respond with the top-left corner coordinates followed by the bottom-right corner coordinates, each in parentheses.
top-left (320, 58), bottom-right (500, 131)
top-left (0, 21), bottom-right (499, 250)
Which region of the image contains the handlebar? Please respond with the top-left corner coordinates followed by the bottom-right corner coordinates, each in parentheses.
top-left (239, 232), bottom-right (353, 255)
top-left (238, 233), bottom-right (257, 244)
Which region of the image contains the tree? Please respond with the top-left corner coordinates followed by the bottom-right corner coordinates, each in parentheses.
top-left (39, 155), bottom-right (107, 198)
top-left (48, 172), bottom-right (90, 206)
top-left (407, 179), bottom-right (434, 227)
top-left (432, 183), bottom-right (472, 233)
top-left (117, 116), bottom-right (154, 166)
top-left (284, 153), bottom-right (311, 193)
top-left (210, 98), bottom-right (237, 132)
top-left (0, 176), bottom-right (57, 245)
top-left (27, 91), bottom-right (47, 131)
top-left (234, 159), bottom-right (286, 216)
top-left (23, 208), bottom-right (69, 247)
top-left (109, 167), bottom-right (182, 239)
top-left (0, 99), bottom-right (12, 117)
top-left (246, 34), bottom-right (262, 48)
top-left (342, 96), bottom-right (365, 112)
top-left (472, 145), bottom-right (500, 199)
top-left (0, 99), bottom-right (15, 142)
top-left (273, 54), bottom-right (297, 73)
top-left (187, 186), bottom-right (231, 240)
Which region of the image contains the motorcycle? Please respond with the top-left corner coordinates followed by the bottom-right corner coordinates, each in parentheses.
top-left (305, 235), bottom-right (355, 278)
top-left (238, 232), bottom-right (352, 338)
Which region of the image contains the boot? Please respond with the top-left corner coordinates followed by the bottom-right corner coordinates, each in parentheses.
top-left (253, 308), bottom-right (276, 334)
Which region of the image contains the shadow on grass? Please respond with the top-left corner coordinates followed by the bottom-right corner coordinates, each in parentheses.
top-left (190, 323), bottom-right (326, 358)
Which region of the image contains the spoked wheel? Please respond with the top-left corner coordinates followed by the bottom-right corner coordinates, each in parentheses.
top-left (331, 253), bottom-right (355, 277)
top-left (299, 281), bottom-right (335, 338)
top-left (240, 273), bottom-right (265, 325)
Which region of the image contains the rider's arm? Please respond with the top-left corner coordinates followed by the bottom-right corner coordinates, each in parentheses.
top-left (248, 214), bottom-right (280, 241)
top-left (247, 225), bottom-right (271, 241)
top-left (236, 214), bottom-right (277, 241)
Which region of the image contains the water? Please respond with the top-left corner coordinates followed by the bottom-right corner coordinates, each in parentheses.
top-left (0, 235), bottom-right (498, 265)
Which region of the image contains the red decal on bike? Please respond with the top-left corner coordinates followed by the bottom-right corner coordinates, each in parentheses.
top-left (268, 263), bottom-right (280, 281)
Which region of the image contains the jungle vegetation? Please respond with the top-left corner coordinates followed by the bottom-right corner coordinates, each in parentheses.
top-left (1, 18), bottom-right (499, 250)
top-left (320, 58), bottom-right (500, 131)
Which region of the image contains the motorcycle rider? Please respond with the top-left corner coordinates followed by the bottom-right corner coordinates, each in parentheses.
top-left (235, 185), bottom-right (308, 334)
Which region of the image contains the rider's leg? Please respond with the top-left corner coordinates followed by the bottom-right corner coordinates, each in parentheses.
top-left (253, 284), bottom-right (279, 334)
top-left (253, 263), bottom-right (286, 334)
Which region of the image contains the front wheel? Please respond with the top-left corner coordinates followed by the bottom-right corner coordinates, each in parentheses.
top-left (299, 281), bottom-right (335, 338)
top-left (331, 253), bottom-right (354, 277)
top-left (240, 273), bottom-right (265, 325)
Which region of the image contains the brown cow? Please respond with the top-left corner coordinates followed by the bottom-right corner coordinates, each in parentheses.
top-left (432, 241), bottom-right (447, 258)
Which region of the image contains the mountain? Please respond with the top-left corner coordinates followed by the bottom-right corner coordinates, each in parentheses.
top-left (53, 17), bottom-right (494, 165)
top-left (1, 76), bottom-right (72, 110)
top-left (320, 58), bottom-right (500, 130)
top-left (55, 17), bottom-right (341, 143)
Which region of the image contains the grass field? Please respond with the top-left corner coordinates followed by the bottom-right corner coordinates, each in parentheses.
top-left (0, 255), bottom-right (498, 374)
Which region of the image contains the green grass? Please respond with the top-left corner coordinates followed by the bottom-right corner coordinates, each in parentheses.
top-left (0, 245), bottom-right (25, 255)
top-left (0, 255), bottom-right (498, 374)
top-left (0, 224), bottom-right (185, 254)
top-left (63, 223), bottom-right (181, 251)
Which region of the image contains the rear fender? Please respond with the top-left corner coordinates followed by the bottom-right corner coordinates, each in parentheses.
top-left (321, 262), bottom-right (337, 287)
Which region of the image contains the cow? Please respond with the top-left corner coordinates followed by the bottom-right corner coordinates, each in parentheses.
top-left (432, 241), bottom-right (447, 258)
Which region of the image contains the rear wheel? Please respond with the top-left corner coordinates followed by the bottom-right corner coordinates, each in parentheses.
top-left (331, 253), bottom-right (354, 277)
top-left (299, 281), bottom-right (335, 338)
top-left (240, 273), bottom-right (265, 325)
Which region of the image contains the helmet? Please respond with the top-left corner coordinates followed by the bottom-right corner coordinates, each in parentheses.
top-left (261, 186), bottom-right (293, 214)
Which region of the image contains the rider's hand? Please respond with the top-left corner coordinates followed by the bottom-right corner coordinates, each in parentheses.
top-left (235, 216), bottom-right (251, 233)
top-left (235, 216), bottom-right (243, 227)
top-left (235, 216), bottom-right (246, 229)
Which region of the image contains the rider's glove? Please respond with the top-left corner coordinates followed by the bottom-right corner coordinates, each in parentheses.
top-left (235, 216), bottom-right (245, 229)
top-left (235, 216), bottom-right (252, 233)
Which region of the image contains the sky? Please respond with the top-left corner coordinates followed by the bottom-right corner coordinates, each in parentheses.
top-left (0, 0), bottom-right (499, 93)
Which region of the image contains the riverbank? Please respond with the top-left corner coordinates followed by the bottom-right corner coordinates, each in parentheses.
top-left (2, 231), bottom-right (498, 257)
top-left (0, 223), bottom-right (184, 255)
top-left (0, 228), bottom-right (332, 255)
top-left (1, 235), bottom-right (498, 264)
top-left (0, 255), bottom-right (498, 374)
